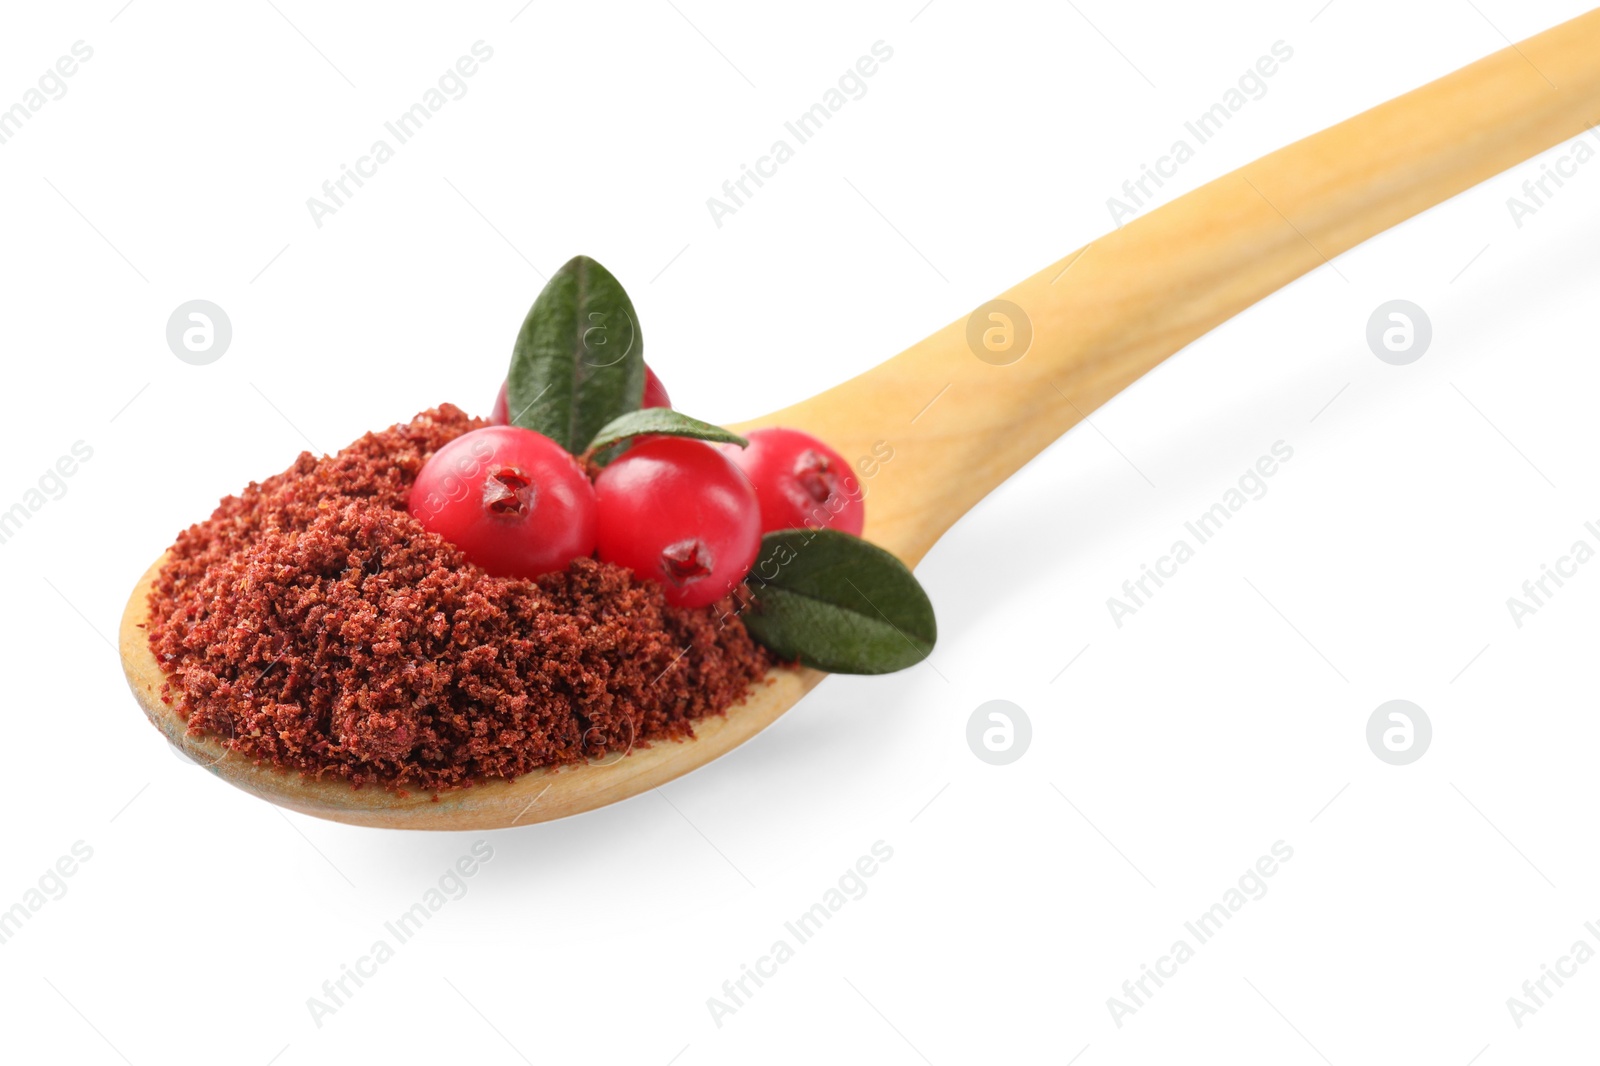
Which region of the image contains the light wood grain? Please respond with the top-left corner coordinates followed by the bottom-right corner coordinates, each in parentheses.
top-left (120, 10), bottom-right (1600, 828)
top-left (762, 10), bottom-right (1600, 567)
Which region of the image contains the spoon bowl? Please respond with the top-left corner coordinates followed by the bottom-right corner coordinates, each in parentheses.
top-left (122, 557), bottom-right (826, 829)
top-left (121, 10), bottom-right (1600, 828)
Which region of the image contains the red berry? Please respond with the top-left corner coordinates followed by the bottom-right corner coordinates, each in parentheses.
top-left (642, 365), bottom-right (672, 410)
top-left (491, 364), bottom-right (670, 425)
top-left (409, 426), bottom-right (596, 579)
top-left (721, 427), bottom-right (864, 536)
top-left (593, 438), bottom-right (760, 608)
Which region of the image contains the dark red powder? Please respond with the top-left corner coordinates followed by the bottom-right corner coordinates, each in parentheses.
top-left (146, 405), bottom-right (773, 792)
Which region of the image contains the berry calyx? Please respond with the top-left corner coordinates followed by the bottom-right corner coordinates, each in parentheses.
top-left (593, 438), bottom-right (761, 608)
top-left (409, 426), bottom-right (597, 579)
top-left (481, 468), bottom-right (533, 515)
top-left (491, 364), bottom-right (671, 425)
top-left (661, 539), bottom-right (713, 581)
top-left (721, 427), bottom-right (864, 536)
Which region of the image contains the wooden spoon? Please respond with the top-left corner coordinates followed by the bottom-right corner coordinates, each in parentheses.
top-left (121, 11), bottom-right (1600, 828)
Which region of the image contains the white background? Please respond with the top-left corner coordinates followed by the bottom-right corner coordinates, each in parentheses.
top-left (1, 0), bottom-right (1597, 1062)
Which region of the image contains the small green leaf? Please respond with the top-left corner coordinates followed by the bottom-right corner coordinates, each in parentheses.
top-left (742, 529), bottom-right (936, 674)
top-left (507, 256), bottom-right (644, 453)
top-left (586, 409), bottom-right (747, 455)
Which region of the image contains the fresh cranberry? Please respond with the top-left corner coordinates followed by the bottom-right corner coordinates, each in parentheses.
top-left (641, 365), bottom-right (672, 410)
top-left (720, 427), bottom-right (864, 536)
top-left (491, 365), bottom-right (671, 425)
top-left (409, 426), bottom-right (597, 579)
top-left (593, 438), bottom-right (760, 608)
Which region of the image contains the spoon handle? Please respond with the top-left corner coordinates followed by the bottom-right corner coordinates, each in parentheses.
top-left (747, 9), bottom-right (1600, 567)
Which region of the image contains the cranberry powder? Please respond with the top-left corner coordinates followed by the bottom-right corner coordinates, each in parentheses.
top-left (145, 405), bottom-right (773, 793)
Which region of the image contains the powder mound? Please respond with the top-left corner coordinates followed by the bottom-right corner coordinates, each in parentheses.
top-left (146, 405), bottom-right (773, 792)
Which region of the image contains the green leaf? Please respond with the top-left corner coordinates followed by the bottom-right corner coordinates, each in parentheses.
top-left (507, 256), bottom-right (644, 453)
top-left (742, 529), bottom-right (936, 674)
top-left (586, 409), bottom-right (747, 455)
